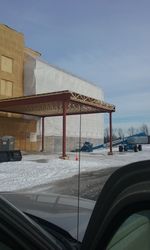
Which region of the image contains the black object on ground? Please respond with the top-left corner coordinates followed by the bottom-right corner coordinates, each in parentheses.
top-left (0, 150), bottom-right (22, 163)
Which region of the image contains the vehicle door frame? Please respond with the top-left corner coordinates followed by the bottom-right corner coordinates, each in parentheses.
top-left (81, 160), bottom-right (150, 250)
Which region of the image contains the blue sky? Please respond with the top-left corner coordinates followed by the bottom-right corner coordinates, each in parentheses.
top-left (1, 0), bottom-right (150, 131)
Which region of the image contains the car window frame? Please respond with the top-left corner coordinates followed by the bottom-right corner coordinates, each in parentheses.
top-left (81, 160), bottom-right (150, 250)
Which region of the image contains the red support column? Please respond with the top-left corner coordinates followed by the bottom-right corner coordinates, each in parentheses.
top-left (62, 101), bottom-right (68, 159)
top-left (41, 117), bottom-right (45, 152)
top-left (108, 112), bottom-right (113, 155)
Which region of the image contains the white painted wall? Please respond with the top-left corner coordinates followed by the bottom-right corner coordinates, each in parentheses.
top-left (35, 59), bottom-right (103, 99)
top-left (24, 56), bottom-right (104, 139)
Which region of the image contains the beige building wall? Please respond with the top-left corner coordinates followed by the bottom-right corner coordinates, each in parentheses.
top-left (0, 24), bottom-right (24, 100)
top-left (0, 117), bottom-right (38, 151)
top-left (0, 24), bottom-right (37, 151)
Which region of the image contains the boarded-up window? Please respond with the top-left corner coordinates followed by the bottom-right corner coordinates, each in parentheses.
top-left (0, 79), bottom-right (6, 95)
top-left (0, 80), bottom-right (13, 97)
top-left (1, 56), bottom-right (13, 73)
top-left (6, 81), bottom-right (13, 96)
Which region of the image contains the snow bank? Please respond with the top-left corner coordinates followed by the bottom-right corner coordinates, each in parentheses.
top-left (0, 145), bottom-right (150, 191)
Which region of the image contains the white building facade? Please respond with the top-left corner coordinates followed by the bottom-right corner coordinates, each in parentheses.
top-left (24, 52), bottom-right (104, 152)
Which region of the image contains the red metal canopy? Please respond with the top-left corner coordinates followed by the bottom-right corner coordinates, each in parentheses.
top-left (0, 90), bottom-right (115, 157)
top-left (0, 90), bottom-right (115, 116)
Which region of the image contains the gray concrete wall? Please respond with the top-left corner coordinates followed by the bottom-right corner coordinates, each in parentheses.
top-left (24, 54), bottom-right (36, 95)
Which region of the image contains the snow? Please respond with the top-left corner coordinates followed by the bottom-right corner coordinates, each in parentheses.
top-left (0, 145), bottom-right (150, 192)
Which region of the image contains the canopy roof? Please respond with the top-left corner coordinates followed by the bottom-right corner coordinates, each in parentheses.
top-left (0, 90), bottom-right (115, 117)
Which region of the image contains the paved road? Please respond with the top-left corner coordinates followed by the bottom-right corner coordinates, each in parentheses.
top-left (48, 167), bottom-right (118, 200)
top-left (23, 166), bottom-right (118, 201)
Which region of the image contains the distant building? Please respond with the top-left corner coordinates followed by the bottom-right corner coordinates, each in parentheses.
top-left (0, 24), bottom-right (104, 152)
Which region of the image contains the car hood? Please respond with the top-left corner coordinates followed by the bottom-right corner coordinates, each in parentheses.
top-left (1, 192), bottom-right (95, 241)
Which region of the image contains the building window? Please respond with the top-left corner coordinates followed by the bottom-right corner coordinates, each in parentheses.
top-left (0, 79), bottom-right (13, 97)
top-left (1, 55), bottom-right (13, 73)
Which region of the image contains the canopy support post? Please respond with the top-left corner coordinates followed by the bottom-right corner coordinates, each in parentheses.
top-left (61, 101), bottom-right (68, 159)
top-left (108, 112), bottom-right (113, 155)
top-left (41, 117), bottom-right (45, 152)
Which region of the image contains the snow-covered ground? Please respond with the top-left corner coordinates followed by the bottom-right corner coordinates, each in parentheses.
top-left (0, 145), bottom-right (150, 192)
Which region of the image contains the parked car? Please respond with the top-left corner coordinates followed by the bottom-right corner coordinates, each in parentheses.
top-left (1, 160), bottom-right (150, 249)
